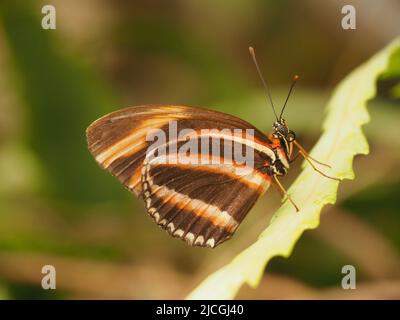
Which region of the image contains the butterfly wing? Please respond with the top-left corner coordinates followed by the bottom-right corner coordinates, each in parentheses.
top-left (141, 158), bottom-right (270, 247)
top-left (86, 105), bottom-right (275, 247)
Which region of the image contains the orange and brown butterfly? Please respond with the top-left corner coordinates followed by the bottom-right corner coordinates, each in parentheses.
top-left (86, 47), bottom-right (338, 248)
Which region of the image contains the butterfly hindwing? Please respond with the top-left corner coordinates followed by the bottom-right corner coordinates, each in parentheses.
top-left (141, 157), bottom-right (270, 247)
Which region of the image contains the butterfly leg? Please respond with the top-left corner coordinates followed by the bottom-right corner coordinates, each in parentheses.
top-left (298, 150), bottom-right (341, 181)
top-left (272, 175), bottom-right (299, 212)
top-left (289, 151), bottom-right (300, 163)
top-left (292, 141), bottom-right (341, 181)
top-left (293, 140), bottom-right (331, 168)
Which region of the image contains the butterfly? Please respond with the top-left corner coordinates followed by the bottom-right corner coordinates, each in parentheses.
top-left (86, 47), bottom-right (338, 248)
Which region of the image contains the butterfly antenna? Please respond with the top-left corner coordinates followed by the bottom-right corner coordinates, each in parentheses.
top-left (249, 46), bottom-right (279, 121)
top-left (279, 74), bottom-right (299, 120)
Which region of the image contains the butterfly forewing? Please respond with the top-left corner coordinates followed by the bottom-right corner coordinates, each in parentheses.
top-left (86, 105), bottom-right (274, 248)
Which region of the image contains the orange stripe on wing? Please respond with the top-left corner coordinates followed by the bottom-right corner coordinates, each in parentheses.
top-left (95, 118), bottom-right (172, 167)
top-left (128, 169), bottom-right (142, 194)
top-left (143, 153), bottom-right (270, 192)
top-left (94, 111), bottom-right (198, 168)
top-left (152, 184), bottom-right (239, 233)
top-left (96, 119), bottom-right (275, 169)
top-left (184, 130), bottom-right (276, 162)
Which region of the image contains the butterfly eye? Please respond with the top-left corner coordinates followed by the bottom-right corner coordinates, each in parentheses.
top-left (286, 131), bottom-right (296, 142)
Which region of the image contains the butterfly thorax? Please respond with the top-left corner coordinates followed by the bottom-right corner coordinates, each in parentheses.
top-left (262, 142), bottom-right (290, 176)
top-left (262, 118), bottom-right (296, 176)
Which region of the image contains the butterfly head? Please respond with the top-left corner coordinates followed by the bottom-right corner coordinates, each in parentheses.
top-left (272, 118), bottom-right (296, 142)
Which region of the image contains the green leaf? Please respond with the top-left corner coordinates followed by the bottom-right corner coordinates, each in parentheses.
top-left (187, 38), bottom-right (400, 300)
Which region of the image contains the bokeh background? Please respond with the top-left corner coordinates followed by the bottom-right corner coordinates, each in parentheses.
top-left (0, 0), bottom-right (399, 299)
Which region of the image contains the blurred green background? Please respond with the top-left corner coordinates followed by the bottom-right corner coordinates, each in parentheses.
top-left (0, 0), bottom-right (399, 299)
